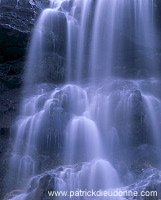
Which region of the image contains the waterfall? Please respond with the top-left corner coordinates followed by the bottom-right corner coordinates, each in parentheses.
top-left (6, 0), bottom-right (161, 199)
top-left (25, 0), bottom-right (157, 85)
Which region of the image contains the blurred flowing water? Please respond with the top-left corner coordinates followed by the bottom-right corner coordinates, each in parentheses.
top-left (7, 0), bottom-right (161, 199)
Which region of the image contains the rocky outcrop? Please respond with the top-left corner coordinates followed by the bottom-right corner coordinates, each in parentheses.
top-left (0, 1), bottom-right (40, 126)
top-left (3, 190), bottom-right (24, 200)
top-left (0, 2), bottom-right (38, 63)
top-left (0, 2), bottom-right (45, 199)
top-left (0, 134), bottom-right (14, 199)
top-left (125, 168), bottom-right (161, 200)
top-left (0, 1), bottom-right (57, 126)
top-left (6, 160), bottom-right (161, 200)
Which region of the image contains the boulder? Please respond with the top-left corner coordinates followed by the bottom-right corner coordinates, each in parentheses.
top-left (125, 168), bottom-right (161, 200)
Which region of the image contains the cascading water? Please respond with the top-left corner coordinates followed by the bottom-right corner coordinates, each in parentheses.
top-left (6, 0), bottom-right (161, 200)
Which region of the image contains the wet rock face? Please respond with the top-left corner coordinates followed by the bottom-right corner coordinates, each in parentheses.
top-left (0, 88), bottom-right (22, 128)
top-left (0, 59), bottom-right (24, 91)
top-left (3, 190), bottom-right (25, 200)
top-left (0, 25), bottom-right (29, 63)
top-left (129, 145), bottom-right (161, 174)
top-left (34, 175), bottom-right (52, 200)
top-left (0, 134), bottom-right (15, 199)
top-left (43, 11), bottom-right (67, 57)
top-left (9, 162), bottom-right (161, 200)
top-left (60, 0), bottom-right (73, 12)
top-left (0, 0), bottom-right (50, 8)
top-left (0, 4), bottom-right (40, 198)
top-left (26, 10), bottom-right (67, 85)
top-left (0, 0), bottom-right (49, 127)
top-left (126, 168), bottom-right (161, 200)
top-left (0, 5), bottom-right (37, 63)
top-left (0, 58), bottom-right (24, 128)
top-left (130, 90), bottom-right (146, 146)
